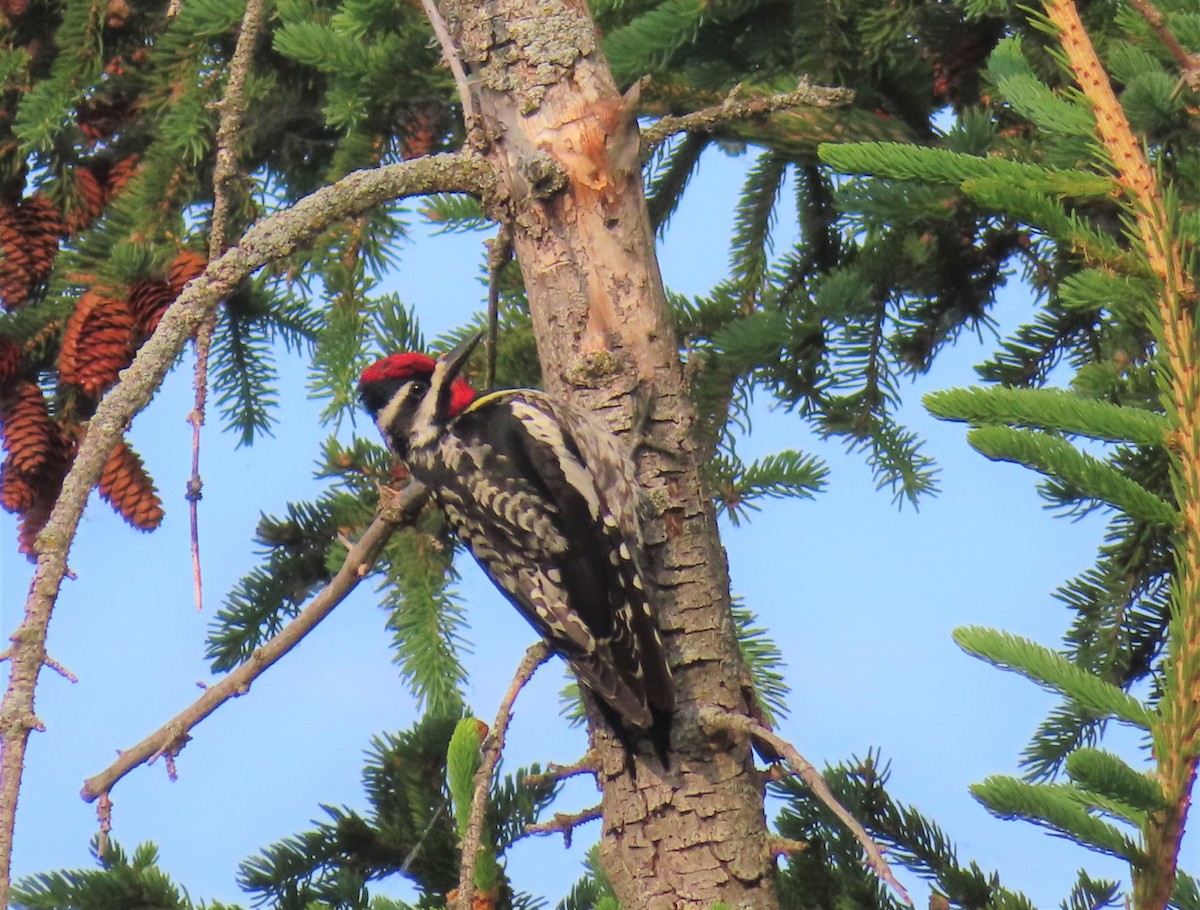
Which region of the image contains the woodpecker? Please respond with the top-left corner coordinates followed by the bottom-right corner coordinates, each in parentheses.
top-left (358, 334), bottom-right (674, 762)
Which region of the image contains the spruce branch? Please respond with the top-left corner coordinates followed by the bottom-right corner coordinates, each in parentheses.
top-left (965, 426), bottom-right (1177, 528)
top-left (925, 387), bottom-right (1169, 448)
top-left (697, 707), bottom-right (913, 905)
top-left (954, 626), bottom-right (1155, 729)
top-left (970, 776), bottom-right (1145, 863)
top-left (453, 642), bottom-right (551, 910)
top-left (79, 490), bottom-right (425, 804)
top-left (1041, 7), bottom-right (1200, 904)
top-left (0, 150), bottom-right (496, 907)
top-left (819, 142), bottom-right (1115, 199)
top-left (641, 80), bottom-right (855, 157)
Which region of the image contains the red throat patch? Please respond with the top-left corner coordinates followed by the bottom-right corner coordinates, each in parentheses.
top-left (446, 377), bottom-right (477, 416)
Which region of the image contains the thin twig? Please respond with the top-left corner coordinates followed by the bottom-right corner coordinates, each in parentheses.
top-left (79, 488), bottom-right (426, 802)
top-left (41, 654), bottom-right (77, 683)
top-left (523, 805), bottom-right (601, 847)
top-left (698, 708), bottom-right (912, 906)
top-left (419, 0), bottom-right (476, 124)
top-left (640, 80), bottom-right (855, 157)
top-left (0, 150), bottom-right (495, 908)
top-left (520, 753), bottom-right (597, 789)
top-left (484, 225), bottom-right (513, 390)
top-left (454, 641), bottom-right (551, 910)
top-left (1125, 0), bottom-right (1200, 92)
top-left (186, 0), bottom-right (270, 612)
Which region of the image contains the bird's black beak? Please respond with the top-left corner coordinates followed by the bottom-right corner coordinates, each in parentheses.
top-left (439, 331), bottom-right (483, 383)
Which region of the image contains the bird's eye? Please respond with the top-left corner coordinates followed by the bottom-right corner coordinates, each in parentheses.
top-left (409, 380), bottom-right (429, 397)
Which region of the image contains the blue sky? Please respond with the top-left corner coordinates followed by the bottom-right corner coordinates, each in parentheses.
top-left (1, 148), bottom-right (1192, 907)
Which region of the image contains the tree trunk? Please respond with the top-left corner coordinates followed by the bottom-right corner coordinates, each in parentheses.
top-left (441, 1), bottom-right (778, 907)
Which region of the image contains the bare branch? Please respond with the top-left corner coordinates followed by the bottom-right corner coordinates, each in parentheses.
top-left (640, 80), bottom-right (855, 157)
top-left (80, 488), bottom-right (427, 802)
top-left (698, 707), bottom-right (912, 906)
top-left (454, 642), bottom-right (551, 910)
top-left (524, 805), bottom-right (601, 847)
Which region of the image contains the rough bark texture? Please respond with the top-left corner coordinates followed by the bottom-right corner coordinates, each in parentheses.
top-left (442, 1), bottom-right (778, 907)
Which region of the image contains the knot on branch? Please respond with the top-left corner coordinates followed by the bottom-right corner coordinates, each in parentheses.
top-left (519, 152), bottom-right (569, 199)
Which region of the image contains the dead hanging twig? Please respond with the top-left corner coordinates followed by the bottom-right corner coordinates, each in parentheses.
top-left (453, 641), bottom-right (552, 910)
top-left (80, 487), bottom-right (426, 804)
top-left (698, 707), bottom-right (912, 906)
top-left (186, 0), bottom-right (270, 612)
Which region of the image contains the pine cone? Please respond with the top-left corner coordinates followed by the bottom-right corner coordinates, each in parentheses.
top-left (98, 439), bottom-right (163, 530)
top-left (0, 202), bottom-right (33, 310)
top-left (17, 193), bottom-right (65, 290)
top-left (59, 290), bottom-right (137, 397)
top-left (168, 249), bottom-right (207, 296)
top-left (0, 335), bottom-right (21, 388)
top-left (0, 456), bottom-right (37, 512)
top-left (68, 165), bottom-right (107, 233)
top-left (107, 154), bottom-right (139, 198)
top-left (0, 381), bottom-right (58, 474)
top-left (127, 279), bottom-right (174, 336)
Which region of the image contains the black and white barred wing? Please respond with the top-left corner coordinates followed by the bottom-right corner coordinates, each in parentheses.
top-left (504, 392), bottom-right (674, 717)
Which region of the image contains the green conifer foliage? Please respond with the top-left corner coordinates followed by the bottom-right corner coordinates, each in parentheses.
top-left (5, 0), bottom-right (1199, 905)
top-left (818, 0), bottom-right (1200, 904)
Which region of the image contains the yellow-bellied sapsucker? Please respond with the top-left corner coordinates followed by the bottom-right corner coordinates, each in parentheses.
top-left (358, 334), bottom-right (674, 762)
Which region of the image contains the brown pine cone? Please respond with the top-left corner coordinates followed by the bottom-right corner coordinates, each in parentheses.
top-left (59, 291), bottom-right (137, 397)
top-left (168, 250), bottom-right (207, 296)
top-left (0, 381), bottom-right (58, 474)
top-left (0, 202), bottom-right (33, 310)
top-left (127, 279), bottom-right (174, 336)
top-left (107, 155), bottom-right (139, 198)
top-left (98, 439), bottom-right (163, 531)
top-left (0, 456), bottom-right (37, 512)
top-left (68, 166), bottom-right (107, 233)
top-left (17, 193), bottom-right (65, 289)
top-left (0, 336), bottom-right (21, 388)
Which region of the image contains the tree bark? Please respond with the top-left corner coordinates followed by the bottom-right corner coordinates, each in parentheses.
top-left (441, 1), bottom-right (778, 907)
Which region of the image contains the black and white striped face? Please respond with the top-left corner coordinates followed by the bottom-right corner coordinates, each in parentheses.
top-left (371, 377), bottom-right (432, 459)
top-left (357, 352), bottom-right (439, 459)
top-left (358, 336), bottom-right (482, 460)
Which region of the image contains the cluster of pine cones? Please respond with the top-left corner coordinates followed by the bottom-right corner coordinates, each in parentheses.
top-left (0, 163), bottom-right (207, 557)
